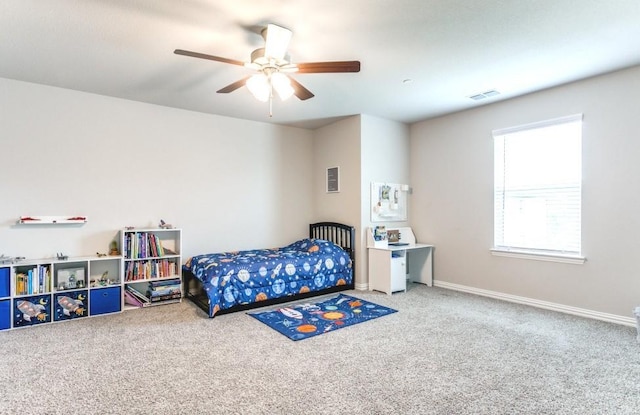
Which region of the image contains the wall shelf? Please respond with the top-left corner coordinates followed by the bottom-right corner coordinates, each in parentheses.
top-left (17, 216), bottom-right (87, 225)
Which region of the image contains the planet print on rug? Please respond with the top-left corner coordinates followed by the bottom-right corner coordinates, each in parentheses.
top-left (248, 294), bottom-right (397, 341)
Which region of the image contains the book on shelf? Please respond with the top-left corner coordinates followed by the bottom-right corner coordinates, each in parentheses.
top-left (373, 225), bottom-right (387, 241)
top-left (148, 277), bottom-right (181, 297)
top-left (125, 284), bottom-right (150, 303)
top-left (148, 278), bottom-right (181, 287)
top-left (146, 233), bottom-right (165, 257)
top-left (370, 226), bottom-right (389, 248)
top-left (125, 285), bottom-right (179, 307)
top-left (124, 231), bottom-right (168, 259)
top-left (148, 287), bottom-right (181, 298)
top-left (28, 269), bottom-right (33, 294)
top-left (15, 265), bottom-right (51, 296)
top-left (124, 290), bottom-right (145, 307)
top-left (124, 259), bottom-right (178, 281)
top-left (16, 272), bottom-right (26, 295)
top-left (149, 293), bottom-right (181, 303)
top-left (149, 282), bottom-right (180, 291)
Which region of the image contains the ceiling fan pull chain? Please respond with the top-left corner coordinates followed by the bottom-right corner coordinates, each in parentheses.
top-left (269, 89), bottom-right (274, 118)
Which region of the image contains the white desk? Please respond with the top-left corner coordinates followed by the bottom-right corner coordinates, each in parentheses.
top-left (367, 227), bottom-right (434, 295)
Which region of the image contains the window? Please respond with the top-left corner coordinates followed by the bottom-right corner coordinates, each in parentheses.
top-left (493, 114), bottom-right (583, 262)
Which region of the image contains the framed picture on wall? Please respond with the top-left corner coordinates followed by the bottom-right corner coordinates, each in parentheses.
top-left (327, 167), bottom-right (340, 193)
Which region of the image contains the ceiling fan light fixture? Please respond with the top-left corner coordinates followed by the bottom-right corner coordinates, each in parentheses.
top-left (246, 74), bottom-right (270, 102)
top-left (272, 72), bottom-right (294, 100)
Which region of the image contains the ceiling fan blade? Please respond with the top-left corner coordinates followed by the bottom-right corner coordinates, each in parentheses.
top-left (174, 49), bottom-right (245, 66)
top-left (217, 77), bottom-right (251, 94)
top-left (289, 77), bottom-right (315, 100)
top-left (263, 24), bottom-right (292, 60)
top-left (296, 61), bottom-right (361, 73)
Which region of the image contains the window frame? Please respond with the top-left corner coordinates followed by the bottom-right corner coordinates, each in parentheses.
top-left (491, 114), bottom-right (585, 264)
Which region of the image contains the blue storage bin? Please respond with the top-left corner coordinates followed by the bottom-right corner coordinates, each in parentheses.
top-left (0, 299), bottom-right (10, 330)
top-left (90, 286), bottom-right (121, 315)
top-left (0, 267), bottom-right (10, 298)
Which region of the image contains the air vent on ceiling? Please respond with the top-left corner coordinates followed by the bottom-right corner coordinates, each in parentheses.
top-left (469, 89), bottom-right (500, 101)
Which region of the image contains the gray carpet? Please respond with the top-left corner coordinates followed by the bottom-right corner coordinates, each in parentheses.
top-left (0, 284), bottom-right (638, 415)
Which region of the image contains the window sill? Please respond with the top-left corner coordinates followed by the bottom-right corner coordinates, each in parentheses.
top-left (490, 248), bottom-right (586, 264)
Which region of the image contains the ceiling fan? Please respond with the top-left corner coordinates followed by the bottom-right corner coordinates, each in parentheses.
top-left (174, 23), bottom-right (360, 114)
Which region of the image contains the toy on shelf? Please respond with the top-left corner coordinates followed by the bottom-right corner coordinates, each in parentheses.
top-left (159, 219), bottom-right (173, 229)
top-left (56, 253), bottom-right (68, 261)
top-left (109, 241), bottom-right (120, 256)
top-left (0, 255), bottom-right (18, 264)
top-left (94, 271), bottom-right (112, 287)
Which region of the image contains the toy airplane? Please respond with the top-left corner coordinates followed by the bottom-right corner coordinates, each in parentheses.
top-left (0, 255), bottom-right (24, 264)
top-left (159, 219), bottom-right (173, 229)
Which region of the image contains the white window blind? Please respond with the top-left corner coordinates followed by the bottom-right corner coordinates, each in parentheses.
top-left (493, 114), bottom-right (582, 257)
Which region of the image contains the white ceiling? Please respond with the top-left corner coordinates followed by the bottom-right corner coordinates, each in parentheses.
top-left (2, 1), bottom-right (640, 129)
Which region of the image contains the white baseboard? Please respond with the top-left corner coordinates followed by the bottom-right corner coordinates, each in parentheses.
top-left (354, 282), bottom-right (369, 291)
top-left (434, 280), bottom-right (637, 328)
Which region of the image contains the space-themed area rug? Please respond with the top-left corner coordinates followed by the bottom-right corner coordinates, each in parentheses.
top-left (248, 294), bottom-right (397, 341)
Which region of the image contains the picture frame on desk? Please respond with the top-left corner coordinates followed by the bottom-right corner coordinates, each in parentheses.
top-left (387, 229), bottom-right (400, 243)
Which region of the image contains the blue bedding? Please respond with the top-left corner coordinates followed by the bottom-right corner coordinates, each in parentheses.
top-left (183, 238), bottom-right (353, 317)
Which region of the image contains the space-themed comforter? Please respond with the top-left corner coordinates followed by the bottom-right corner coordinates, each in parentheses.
top-left (183, 238), bottom-right (353, 317)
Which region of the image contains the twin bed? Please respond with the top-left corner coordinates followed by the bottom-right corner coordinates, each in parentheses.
top-left (182, 222), bottom-right (355, 318)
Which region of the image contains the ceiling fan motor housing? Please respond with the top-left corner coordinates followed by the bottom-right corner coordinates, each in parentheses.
top-left (250, 48), bottom-right (290, 67)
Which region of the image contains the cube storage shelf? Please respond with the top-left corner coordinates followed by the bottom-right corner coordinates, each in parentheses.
top-left (0, 228), bottom-right (183, 331)
top-left (1, 255), bottom-right (122, 330)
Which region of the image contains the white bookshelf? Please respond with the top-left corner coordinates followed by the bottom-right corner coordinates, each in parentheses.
top-left (120, 228), bottom-right (182, 309)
